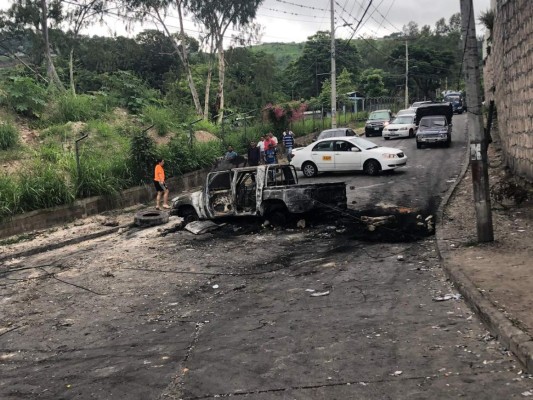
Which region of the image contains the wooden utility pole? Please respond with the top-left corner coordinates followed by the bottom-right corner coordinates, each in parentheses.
top-left (404, 41), bottom-right (409, 108)
top-left (460, 0), bottom-right (494, 242)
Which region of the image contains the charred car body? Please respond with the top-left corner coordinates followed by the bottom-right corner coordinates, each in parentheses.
top-left (171, 164), bottom-right (347, 224)
top-left (415, 102), bottom-right (453, 149)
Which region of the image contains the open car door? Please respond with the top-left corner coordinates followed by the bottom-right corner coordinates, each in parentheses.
top-left (205, 170), bottom-right (235, 218)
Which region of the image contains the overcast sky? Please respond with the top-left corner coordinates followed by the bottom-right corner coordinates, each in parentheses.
top-left (0, 0), bottom-right (492, 44)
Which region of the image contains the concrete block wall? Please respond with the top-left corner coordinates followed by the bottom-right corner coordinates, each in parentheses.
top-left (483, 0), bottom-right (533, 183)
top-left (0, 168), bottom-right (210, 239)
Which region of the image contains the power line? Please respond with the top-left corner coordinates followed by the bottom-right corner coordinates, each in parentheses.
top-left (273, 0), bottom-right (328, 12)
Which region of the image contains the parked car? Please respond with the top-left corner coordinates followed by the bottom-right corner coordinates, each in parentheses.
top-left (443, 92), bottom-right (465, 114)
top-left (415, 102), bottom-right (453, 148)
top-left (364, 109), bottom-right (394, 137)
top-left (316, 127), bottom-right (357, 141)
top-left (291, 136), bottom-right (407, 177)
top-left (171, 164), bottom-right (347, 224)
top-left (396, 108), bottom-right (415, 117)
top-left (382, 114), bottom-right (417, 139)
top-left (409, 101), bottom-right (432, 111)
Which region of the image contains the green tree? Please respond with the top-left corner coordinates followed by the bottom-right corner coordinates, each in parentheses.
top-left (285, 31), bottom-right (361, 100)
top-left (0, 0), bottom-right (64, 89)
top-left (359, 68), bottom-right (387, 97)
top-left (187, 0), bottom-right (264, 123)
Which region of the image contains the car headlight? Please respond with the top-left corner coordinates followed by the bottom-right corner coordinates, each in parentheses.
top-left (382, 153), bottom-right (398, 159)
top-left (383, 121), bottom-right (389, 126)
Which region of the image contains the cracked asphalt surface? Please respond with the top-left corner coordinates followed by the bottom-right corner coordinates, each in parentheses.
top-left (1, 115), bottom-right (532, 398)
top-left (2, 225), bottom-right (532, 399)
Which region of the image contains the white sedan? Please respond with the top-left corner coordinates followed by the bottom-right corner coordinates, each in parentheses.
top-left (291, 137), bottom-right (407, 177)
top-left (382, 114), bottom-right (417, 140)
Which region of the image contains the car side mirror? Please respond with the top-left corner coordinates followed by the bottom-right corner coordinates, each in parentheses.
top-left (351, 148), bottom-right (360, 152)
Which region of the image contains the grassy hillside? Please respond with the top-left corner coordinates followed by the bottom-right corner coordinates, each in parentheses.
top-left (250, 42), bottom-right (304, 70)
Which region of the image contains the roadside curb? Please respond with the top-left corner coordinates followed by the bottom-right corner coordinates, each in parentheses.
top-left (435, 124), bottom-right (533, 374)
top-left (0, 223), bottom-right (131, 264)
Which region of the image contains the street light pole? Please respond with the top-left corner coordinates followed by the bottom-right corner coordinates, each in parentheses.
top-left (330, 0), bottom-right (337, 128)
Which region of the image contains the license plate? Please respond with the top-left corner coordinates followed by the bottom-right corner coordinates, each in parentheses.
top-left (374, 127), bottom-right (379, 130)
top-left (322, 155), bottom-right (332, 161)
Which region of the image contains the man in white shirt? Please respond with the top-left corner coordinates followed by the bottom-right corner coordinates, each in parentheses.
top-left (257, 135), bottom-right (265, 164)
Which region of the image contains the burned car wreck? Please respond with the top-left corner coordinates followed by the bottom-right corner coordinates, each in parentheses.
top-left (171, 164), bottom-right (347, 224)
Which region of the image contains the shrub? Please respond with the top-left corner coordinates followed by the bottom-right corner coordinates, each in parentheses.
top-left (129, 129), bottom-right (157, 183)
top-left (0, 122), bottom-right (19, 150)
top-left (165, 135), bottom-right (222, 175)
top-left (45, 93), bottom-right (106, 123)
top-left (0, 174), bottom-right (19, 220)
top-left (17, 162), bottom-right (75, 212)
top-left (103, 71), bottom-right (161, 113)
top-left (71, 153), bottom-right (130, 198)
top-left (1, 76), bottom-right (48, 118)
top-left (141, 105), bottom-right (176, 136)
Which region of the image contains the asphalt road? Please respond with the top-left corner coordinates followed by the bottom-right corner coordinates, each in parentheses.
top-left (298, 113), bottom-right (469, 214)
top-left (2, 113), bottom-right (532, 399)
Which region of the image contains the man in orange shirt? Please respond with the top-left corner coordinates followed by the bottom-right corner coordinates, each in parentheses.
top-left (154, 159), bottom-right (170, 210)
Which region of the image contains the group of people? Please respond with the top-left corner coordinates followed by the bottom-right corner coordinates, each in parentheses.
top-left (224, 129), bottom-right (295, 167)
top-left (155, 130), bottom-right (296, 210)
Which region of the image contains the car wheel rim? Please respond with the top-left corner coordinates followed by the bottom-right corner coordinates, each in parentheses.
top-left (303, 164), bottom-right (315, 176)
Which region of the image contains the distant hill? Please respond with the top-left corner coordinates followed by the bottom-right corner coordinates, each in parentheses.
top-left (250, 42), bottom-right (304, 70)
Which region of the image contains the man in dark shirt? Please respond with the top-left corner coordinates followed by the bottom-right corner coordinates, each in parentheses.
top-left (247, 141), bottom-right (260, 166)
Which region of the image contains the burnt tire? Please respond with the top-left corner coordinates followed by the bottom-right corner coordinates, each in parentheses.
top-left (178, 206), bottom-right (199, 224)
top-left (265, 205), bottom-right (288, 226)
top-left (363, 159), bottom-right (381, 176)
top-left (416, 142), bottom-right (422, 149)
top-left (409, 129), bottom-right (414, 138)
top-left (134, 210), bottom-right (169, 227)
top-left (384, 137), bottom-right (390, 140)
top-left (302, 161), bottom-right (318, 177)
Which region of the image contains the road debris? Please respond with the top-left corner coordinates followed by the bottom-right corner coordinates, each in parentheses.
top-left (397, 255), bottom-right (404, 261)
top-left (391, 371), bottom-right (403, 376)
top-left (212, 284), bottom-right (219, 289)
top-left (185, 220), bottom-right (221, 235)
top-left (522, 391), bottom-right (533, 397)
top-left (310, 290), bottom-right (330, 297)
top-left (297, 219), bottom-right (306, 229)
top-left (433, 293), bottom-right (462, 302)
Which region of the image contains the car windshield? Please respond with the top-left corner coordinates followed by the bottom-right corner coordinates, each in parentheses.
top-left (392, 116), bottom-right (413, 124)
top-left (369, 111), bottom-right (389, 120)
top-left (445, 95), bottom-right (461, 102)
top-left (420, 117), bottom-right (446, 128)
top-left (396, 109), bottom-right (413, 116)
top-left (350, 137), bottom-right (379, 150)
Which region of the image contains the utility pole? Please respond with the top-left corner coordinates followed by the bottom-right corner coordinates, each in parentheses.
top-left (404, 40), bottom-right (409, 108)
top-left (330, 0), bottom-right (337, 128)
top-left (460, 0), bottom-right (494, 242)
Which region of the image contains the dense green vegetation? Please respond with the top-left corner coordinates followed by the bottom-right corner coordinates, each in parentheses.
top-left (0, 0), bottom-right (467, 220)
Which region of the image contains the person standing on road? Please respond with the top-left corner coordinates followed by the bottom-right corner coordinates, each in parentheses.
top-left (257, 135), bottom-right (266, 164)
top-left (154, 159), bottom-right (170, 210)
top-left (282, 129), bottom-right (295, 162)
top-left (264, 133), bottom-right (277, 165)
top-left (247, 141), bottom-right (260, 167)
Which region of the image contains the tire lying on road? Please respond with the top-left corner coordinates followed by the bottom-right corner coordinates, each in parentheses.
top-left (134, 210), bottom-right (169, 227)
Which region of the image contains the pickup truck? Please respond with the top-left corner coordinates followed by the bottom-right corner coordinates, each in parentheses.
top-left (171, 164), bottom-right (347, 224)
top-left (415, 102), bottom-right (453, 148)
